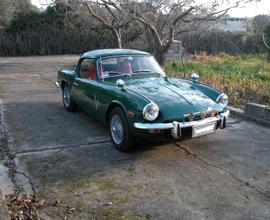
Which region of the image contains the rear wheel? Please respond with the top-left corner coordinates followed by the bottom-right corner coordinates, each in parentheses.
top-left (109, 107), bottom-right (134, 151)
top-left (62, 83), bottom-right (77, 112)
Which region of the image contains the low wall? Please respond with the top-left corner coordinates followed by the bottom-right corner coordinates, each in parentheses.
top-left (165, 40), bottom-right (185, 62)
top-left (245, 103), bottom-right (270, 121)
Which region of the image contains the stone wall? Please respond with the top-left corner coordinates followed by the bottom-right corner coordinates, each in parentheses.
top-left (165, 40), bottom-right (185, 62)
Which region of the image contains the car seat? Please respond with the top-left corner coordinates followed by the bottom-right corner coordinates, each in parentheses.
top-left (81, 67), bottom-right (96, 80)
top-left (119, 61), bottom-right (132, 73)
top-left (87, 67), bottom-right (96, 80)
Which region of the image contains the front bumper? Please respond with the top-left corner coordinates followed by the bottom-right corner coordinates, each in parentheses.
top-left (55, 81), bottom-right (60, 88)
top-left (133, 109), bottom-right (229, 139)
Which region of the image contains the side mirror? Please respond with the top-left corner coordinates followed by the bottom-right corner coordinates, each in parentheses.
top-left (116, 79), bottom-right (125, 88)
top-left (191, 72), bottom-right (199, 82)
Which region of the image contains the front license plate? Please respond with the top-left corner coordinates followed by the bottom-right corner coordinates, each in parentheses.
top-left (192, 124), bottom-right (216, 138)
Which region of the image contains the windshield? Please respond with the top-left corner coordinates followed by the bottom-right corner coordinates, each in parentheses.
top-left (98, 55), bottom-right (165, 79)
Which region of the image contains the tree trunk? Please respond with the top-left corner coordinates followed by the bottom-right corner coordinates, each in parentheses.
top-left (262, 31), bottom-right (270, 49)
top-left (144, 25), bottom-right (154, 53)
top-left (153, 43), bottom-right (170, 66)
top-left (154, 49), bottom-right (166, 66)
top-left (113, 28), bottom-right (122, 48)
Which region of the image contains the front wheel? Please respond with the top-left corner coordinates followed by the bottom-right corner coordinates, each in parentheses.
top-left (62, 83), bottom-right (77, 112)
top-left (109, 107), bottom-right (134, 151)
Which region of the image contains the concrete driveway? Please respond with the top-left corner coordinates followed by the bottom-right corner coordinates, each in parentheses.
top-left (0, 56), bottom-right (270, 220)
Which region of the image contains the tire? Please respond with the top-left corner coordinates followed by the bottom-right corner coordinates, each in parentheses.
top-left (109, 107), bottom-right (134, 151)
top-left (62, 83), bottom-right (77, 112)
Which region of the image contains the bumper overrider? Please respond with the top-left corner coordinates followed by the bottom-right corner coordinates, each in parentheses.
top-left (134, 110), bottom-right (229, 139)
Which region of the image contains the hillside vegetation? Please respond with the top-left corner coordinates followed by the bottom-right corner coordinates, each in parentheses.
top-left (165, 53), bottom-right (270, 108)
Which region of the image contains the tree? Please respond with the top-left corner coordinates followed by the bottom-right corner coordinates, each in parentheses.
top-left (51, 0), bottom-right (133, 48)
top-left (0, 2), bottom-right (115, 56)
top-left (262, 24), bottom-right (270, 61)
top-left (253, 14), bottom-right (270, 60)
top-left (0, 0), bottom-right (37, 29)
top-left (131, 0), bottom-right (257, 65)
top-left (51, 0), bottom-right (258, 64)
top-left (253, 14), bottom-right (270, 49)
top-left (84, 0), bottom-right (134, 48)
top-left (253, 15), bottom-right (270, 32)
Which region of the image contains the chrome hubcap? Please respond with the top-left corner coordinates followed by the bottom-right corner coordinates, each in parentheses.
top-left (110, 115), bottom-right (124, 145)
top-left (63, 87), bottom-right (70, 107)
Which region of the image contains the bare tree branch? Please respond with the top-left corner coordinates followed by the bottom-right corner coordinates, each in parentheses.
top-left (84, 2), bottom-right (113, 30)
top-left (172, 6), bottom-right (195, 26)
top-left (159, 3), bottom-right (177, 32)
top-left (134, 14), bottom-right (163, 46)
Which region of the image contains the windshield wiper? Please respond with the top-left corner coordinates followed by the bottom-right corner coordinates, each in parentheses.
top-left (134, 71), bottom-right (161, 77)
top-left (133, 70), bottom-right (161, 76)
top-left (133, 69), bottom-right (151, 73)
top-left (105, 71), bottom-right (122, 75)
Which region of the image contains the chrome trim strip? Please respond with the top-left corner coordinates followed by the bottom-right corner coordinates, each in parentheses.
top-left (134, 110), bottom-right (229, 130)
top-left (134, 122), bottom-right (174, 130)
top-left (183, 109), bottom-right (211, 118)
top-left (180, 117), bottom-right (220, 128)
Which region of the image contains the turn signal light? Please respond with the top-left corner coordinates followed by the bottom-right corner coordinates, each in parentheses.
top-left (149, 129), bottom-right (163, 134)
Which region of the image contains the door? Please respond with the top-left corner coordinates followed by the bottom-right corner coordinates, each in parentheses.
top-left (72, 58), bottom-right (99, 115)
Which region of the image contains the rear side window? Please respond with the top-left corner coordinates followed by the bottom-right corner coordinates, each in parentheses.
top-left (79, 59), bottom-right (96, 80)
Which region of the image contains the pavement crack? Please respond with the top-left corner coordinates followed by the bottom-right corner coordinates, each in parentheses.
top-left (174, 142), bottom-right (270, 199)
top-left (14, 171), bottom-right (36, 194)
top-left (14, 139), bottom-right (111, 155)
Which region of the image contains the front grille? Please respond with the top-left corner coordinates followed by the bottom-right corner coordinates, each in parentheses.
top-left (181, 127), bottom-right (193, 138)
top-left (165, 113), bottom-right (215, 123)
top-left (164, 127), bottom-right (192, 138)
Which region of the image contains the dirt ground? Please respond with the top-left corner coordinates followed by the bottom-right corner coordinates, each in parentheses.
top-left (0, 55), bottom-right (270, 220)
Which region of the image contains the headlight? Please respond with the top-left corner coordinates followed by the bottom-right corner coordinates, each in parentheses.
top-left (143, 103), bottom-right (159, 121)
top-left (216, 93), bottom-right (228, 108)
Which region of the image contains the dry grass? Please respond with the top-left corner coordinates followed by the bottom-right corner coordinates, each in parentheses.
top-left (165, 53), bottom-right (270, 108)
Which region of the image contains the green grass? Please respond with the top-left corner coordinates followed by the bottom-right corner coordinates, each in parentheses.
top-left (165, 53), bottom-right (270, 108)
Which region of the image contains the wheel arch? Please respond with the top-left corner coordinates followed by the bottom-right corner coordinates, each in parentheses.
top-left (60, 80), bottom-right (68, 89)
top-left (105, 101), bottom-right (127, 124)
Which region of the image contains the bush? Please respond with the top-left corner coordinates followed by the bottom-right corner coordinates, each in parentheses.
top-left (0, 4), bottom-right (116, 56)
top-left (165, 54), bottom-right (270, 107)
top-left (180, 31), bottom-right (261, 55)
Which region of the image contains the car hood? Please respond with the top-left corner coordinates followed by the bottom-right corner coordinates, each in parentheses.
top-left (107, 76), bottom-right (223, 122)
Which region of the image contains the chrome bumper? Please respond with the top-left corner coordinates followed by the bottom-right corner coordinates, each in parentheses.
top-left (55, 81), bottom-right (60, 88)
top-left (133, 110), bottom-right (229, 138)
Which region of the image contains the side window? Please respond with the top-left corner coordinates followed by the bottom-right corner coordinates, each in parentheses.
top-left (79, 59), bottom-right (96, 80)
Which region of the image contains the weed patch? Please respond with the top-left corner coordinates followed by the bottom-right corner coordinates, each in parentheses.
top-left (165, 54), bottom-right (270, 108)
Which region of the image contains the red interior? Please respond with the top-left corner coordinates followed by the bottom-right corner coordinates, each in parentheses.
top-left (119, 61), bottom-right (132, 73)
top-left (81, 67), bottom-right (96, 80)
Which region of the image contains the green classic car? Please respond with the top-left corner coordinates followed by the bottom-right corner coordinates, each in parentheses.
top-left (56, 49), bottom-right (229, 151)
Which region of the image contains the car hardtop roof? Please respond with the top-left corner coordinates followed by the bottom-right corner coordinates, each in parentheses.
top-left (81, 49), bottom-right (150, 59)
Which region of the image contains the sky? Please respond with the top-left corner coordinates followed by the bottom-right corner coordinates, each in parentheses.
top-left (31, 0), bottom-right (270, 18)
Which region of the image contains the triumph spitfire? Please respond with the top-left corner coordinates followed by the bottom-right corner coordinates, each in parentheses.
top-left (56, 49), bottom-right (229, 151)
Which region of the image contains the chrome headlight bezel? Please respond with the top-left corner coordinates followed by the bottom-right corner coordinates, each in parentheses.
top-left (216, 93), bottom-right (228, 108)
top-left (143, 102), bottom-right (159, 121)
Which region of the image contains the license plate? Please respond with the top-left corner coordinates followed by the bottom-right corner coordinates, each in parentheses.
top-left (192, 123), bottom-right (216, 138)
